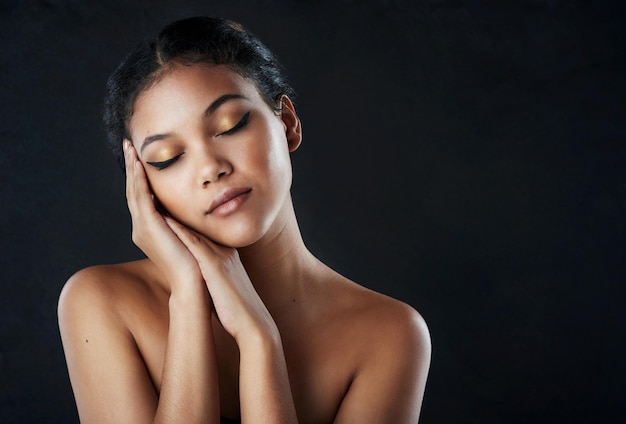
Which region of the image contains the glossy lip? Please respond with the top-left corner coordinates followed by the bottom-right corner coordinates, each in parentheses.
top-left (206, 187), bottom-right (252, 215)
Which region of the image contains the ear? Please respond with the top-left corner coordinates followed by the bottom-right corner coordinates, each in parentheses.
top-left (278, 95), bottom-right (302, 152)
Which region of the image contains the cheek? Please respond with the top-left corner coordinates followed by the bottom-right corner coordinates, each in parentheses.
top-left (266, 137), bottom-right (293, 187)
top-left (147, 174), bottom-right (192, 214)
top-left (249, 125), bottom-right (293, 180)
top-left (245, 144), bottom-right (291, 197)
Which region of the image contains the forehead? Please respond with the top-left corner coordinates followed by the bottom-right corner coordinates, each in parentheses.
top-left (155, 62), bottom-right (259, 94)
top-left (129, 64), bottom-right (262, 133)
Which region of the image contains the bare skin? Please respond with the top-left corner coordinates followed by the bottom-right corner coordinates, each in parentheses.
top-left (58, 64), bottom-right (430, 423)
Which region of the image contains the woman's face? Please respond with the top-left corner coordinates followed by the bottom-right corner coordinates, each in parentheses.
top-left (128, 64), bottom-right (301, 247)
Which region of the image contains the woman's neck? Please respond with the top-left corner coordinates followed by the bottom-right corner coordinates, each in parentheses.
top-left (238, 198), bottom-right (318, 312)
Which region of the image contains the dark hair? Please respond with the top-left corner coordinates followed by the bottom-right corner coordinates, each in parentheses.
top-left (103, 16), bottom-right (295, 168)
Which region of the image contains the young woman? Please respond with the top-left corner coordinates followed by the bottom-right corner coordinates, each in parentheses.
top-left (58, 16), bottom-right (430, 423)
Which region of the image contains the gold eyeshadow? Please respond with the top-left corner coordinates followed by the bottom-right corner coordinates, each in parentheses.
top-left (215, 115), bottom-right (240, 134)
top-left (148, 148), bottom-right (180, 162)
top-left (141, 111), bottom-right (249, 167)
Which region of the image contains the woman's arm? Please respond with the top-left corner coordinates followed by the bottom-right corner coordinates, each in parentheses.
top-left (238, 330), bottom-right (296, 423)
top-left (166, 220), bottom-right (298, 424)
top-left (333, 304), bottom-right (431, 424)
top-left (58, 267), bottom-right (219, 423)
top-left (59, 141), bottom-right (221, 423)
top-left (58, 267), bottom-right (160, 423)
top-left (156, 282), bottom-right (218, 423)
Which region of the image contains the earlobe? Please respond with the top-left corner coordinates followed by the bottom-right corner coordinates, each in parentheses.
top-left (279, 95), bottom-right (302, 152)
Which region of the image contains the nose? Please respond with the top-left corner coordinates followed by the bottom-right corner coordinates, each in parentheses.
top-left (196, 145), bottom-right (232, 186)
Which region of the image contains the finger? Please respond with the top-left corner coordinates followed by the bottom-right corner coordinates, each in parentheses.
top-left (164, 217), bottom-right (219, 258)
top-left (164, 218), bottom-right (233, 299)
top-left (124, 140), bottom-right (148, 219)
top-left (125, 142), bottom-right (160, 219)
top-left (123, 140), bottom-right (138, 214)
top-left (164, 217), bottom-right (201, 245)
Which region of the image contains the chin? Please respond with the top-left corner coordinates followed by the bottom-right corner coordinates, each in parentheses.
top-left (193, 219), bottom-right (270, 249)
top-left (209, 232), bottom-right (265, 249)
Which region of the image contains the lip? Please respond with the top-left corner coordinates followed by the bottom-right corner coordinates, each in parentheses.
top-left (206, 187), bottom-right (252, 216)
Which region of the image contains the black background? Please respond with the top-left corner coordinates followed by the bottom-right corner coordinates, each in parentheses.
top-left (1, 0), bottom-right (624, 422)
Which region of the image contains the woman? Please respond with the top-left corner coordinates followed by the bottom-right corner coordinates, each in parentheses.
top-left (58, 16), bottom-right (430, 423)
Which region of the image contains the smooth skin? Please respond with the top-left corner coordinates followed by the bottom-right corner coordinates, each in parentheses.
top-left (58, 64), bottom-right (431, 423)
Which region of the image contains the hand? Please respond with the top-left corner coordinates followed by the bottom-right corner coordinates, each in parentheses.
top-left (165, 218), bottom-right (279, 343)
top-left (123, 140), bottom-right (203, 291)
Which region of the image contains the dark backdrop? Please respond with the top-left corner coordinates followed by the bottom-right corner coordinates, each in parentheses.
top-left (1, 1), bottom-right (624, 422)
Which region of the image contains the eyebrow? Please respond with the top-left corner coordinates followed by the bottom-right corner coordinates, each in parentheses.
top-left (139, 93), bottom-right (249, 154)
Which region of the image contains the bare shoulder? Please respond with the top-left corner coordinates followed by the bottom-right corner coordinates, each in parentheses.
top-left (325, 276), bottom-right (431, 422)
top-left (57, 259), bottom-right (161, 328)
top-left (58, 261), bottom-right (163, 422)
top-left (328, 275), bottom-right (430, 354)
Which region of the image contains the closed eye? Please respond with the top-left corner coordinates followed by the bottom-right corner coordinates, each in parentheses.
top-left (219, 111), bottom-right (250, 136)
top-left (146, 152), bottom-right (185, 171)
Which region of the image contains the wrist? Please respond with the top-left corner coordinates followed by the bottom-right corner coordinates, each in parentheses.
top-left (169, 282), bottom-right (211, 310)
top-left (237, 322), bottom-right (282, 353)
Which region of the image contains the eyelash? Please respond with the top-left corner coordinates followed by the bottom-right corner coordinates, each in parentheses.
top-left (145, 112), bottom-right (251, 171)
top-left (147, 152), bottom-right (185, 171)
top-left (219, 111), bottom-right (250, 136)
